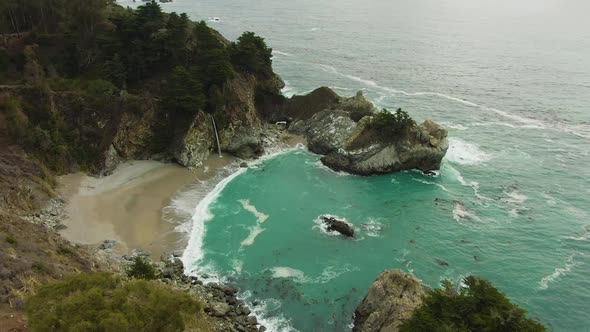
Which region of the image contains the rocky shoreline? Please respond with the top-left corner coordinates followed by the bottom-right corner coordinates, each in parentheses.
top-left (19, 125), bottom-right (303, 331)
top-left (18, 85), bottom-right (449, 331)
top-left (108, 248), bottom-right (267, 332)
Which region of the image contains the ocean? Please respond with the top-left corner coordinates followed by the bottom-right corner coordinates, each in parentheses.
top-left (119, 0), bottom-right (590, 330)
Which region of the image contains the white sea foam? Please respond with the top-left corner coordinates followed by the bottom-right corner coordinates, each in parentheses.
top-left (237, 292), bottom-right (299, 332)
top-left (539, 253), bottom-right (581, 290)
top-left (361, 218), bottom-right (385, 237)
top-left (281, 80), bottom-right (297, 97)
top-left (231, 259), bottom-right (244, 274)
top-left (310, 27), bottom-right (320, 31)
top-left (240, 199), bottom-right (269, 224)
top-left (241, 225), bottom-right (265, 247)
top-left (238, 194), bottom-right (271, 248)
top-left (446, 138), bottom-right (492, 165)
top-left (542, 192), bottom-right (557, 205)
top-left (270, 265), bottom-right (357, 284)
top-left (452, 203), bottom-right (481, 224)
top-left (272, 50), bottom-right (294, 57)
top-left (441, 122), bottom-right (469, 130)
top-left (412, 178), bottom-right (450, 192)
top-left (317, 265), bottom-right (360, 283)
top-left (271, 267), bottom-right (307, 282)
top-left (501, 190), bottom-right (529, 204)
top-left (329, 86), bottom-right (353, 91)
top-left (446, 165), bottom-right (478, 188)
top-left (564, 226), bottom-right (590, 241)
top-left (181, 168), bottom-right (247, 274)
top-left (314, 160), bottom-right (352, 176)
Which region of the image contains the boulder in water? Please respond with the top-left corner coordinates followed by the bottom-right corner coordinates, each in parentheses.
top-left (321, 216), bottom-right (355, 237)
top-left (353, 270), bottom-right (427, 332)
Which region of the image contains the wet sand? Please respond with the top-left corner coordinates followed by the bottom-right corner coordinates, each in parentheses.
top-left (59, 155), bottom-right (236, 258)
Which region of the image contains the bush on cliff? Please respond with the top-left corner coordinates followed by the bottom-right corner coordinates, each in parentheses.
top-left (231, 31), bottom-right (273, 77)
top-left (370, 108), bottom-right (416, 139)
top-left (400, 276), bottom-right (546, 332)
top-left (26, 272), bottom-right (209, 332)
top-left (126, 256), bottom-right (158, 280)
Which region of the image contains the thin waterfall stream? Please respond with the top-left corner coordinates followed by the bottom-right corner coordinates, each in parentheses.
top-left (210, 114), bottom-right (222, 157)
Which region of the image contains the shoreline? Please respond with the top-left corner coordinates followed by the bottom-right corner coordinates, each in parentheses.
top-left (58, 130), bottom-right (306, 260)
top-left (59, 155), bottom-right (238, 259)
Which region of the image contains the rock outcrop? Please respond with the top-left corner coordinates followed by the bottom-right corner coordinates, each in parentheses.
top-left (322, 216), bottom-right (355, 237)
top-left (286, 88), bottom-right (448, 175)
top-left (174, 111), bottom-right (214, 168)
top-left (0, 70), bottom-right (284, 173)
top-left (353, 270), bottom-right (426, 332)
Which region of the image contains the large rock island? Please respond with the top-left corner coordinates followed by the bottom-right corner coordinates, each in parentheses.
top-left (283, 88), bottom-right (449, 175)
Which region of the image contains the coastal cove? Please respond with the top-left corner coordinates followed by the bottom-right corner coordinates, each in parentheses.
top-left (0, 0), bottom-right (588, 331)
top-left (115, 0), bottom-right (589, 330)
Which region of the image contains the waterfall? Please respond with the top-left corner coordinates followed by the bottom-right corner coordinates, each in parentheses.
top-left (210, 114), bottom-right (222, 157)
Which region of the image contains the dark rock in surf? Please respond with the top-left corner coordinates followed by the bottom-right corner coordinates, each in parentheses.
top-left (322, 216), bottom-right (355, 237)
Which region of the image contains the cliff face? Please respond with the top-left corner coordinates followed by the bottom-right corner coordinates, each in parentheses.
top-left (353, 270), bottom-right (426, 332)
top-left (287, 88), bottom-right (448, 175)
top-left (0, 71), bottom-right (283, 174)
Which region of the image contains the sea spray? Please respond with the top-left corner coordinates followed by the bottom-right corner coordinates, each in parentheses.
top-left (446, 138), bottom-right (492, 165)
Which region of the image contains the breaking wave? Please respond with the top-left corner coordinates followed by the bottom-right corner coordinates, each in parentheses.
top-left (446, 138), bottom-right (492, 165)
top-left (539, 253), bottom-right (582, 290)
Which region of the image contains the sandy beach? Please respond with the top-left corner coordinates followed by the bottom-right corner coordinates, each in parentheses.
top-left (58, 132), bottom-right (306, 259)
top-left (59, 155), bottom-right (237, 258)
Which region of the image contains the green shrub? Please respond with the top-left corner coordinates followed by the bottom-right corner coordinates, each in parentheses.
top-left (126, 256), bottom-right (158, 280)
top-left (230, 31), bottom-right (273, 77)
top-left (5, 235), bottom-right (17, 245)
top-left (26, 272), bottom-right (205, 332)
top-left (31, 261), bottom-right (50, 274)
top-left (83, 79), bottom-right (117, 96)
top-left (400, 276), bottom-right (546, 332)
top-left (57, 244), bottom-right (75, 256)
top-left (47, 78), bottom-right (82, 91)
top-left (370, 108), bottom-right (416, 139)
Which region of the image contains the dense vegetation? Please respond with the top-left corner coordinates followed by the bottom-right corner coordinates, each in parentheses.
top-left (400, 276), bottom-right (546, 332)
top-left (370, 108), bottom-right (416, 138)
top-left (0, 0), bottom-right (275, 173)
top-left (26, 272), bottom-right (209, 332)
top-left (126, 256), bottom-right (158, 280)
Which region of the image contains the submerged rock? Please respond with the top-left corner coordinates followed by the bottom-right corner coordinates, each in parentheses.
top-left (321, 216), bottom-right (355, 237)
top-left (353, 270), bottom-right (426, 332)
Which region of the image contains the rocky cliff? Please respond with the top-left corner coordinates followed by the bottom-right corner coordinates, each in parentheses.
top-left (287, 88), bottom-right (448, 175)
top-left (0, 71), bottom-right (283, 175)
top-left (353, 270), bottom-right (426, 332)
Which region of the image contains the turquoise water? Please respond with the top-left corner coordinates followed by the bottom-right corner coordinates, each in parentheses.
top-left (118, 0), bottom-right (590, 330)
